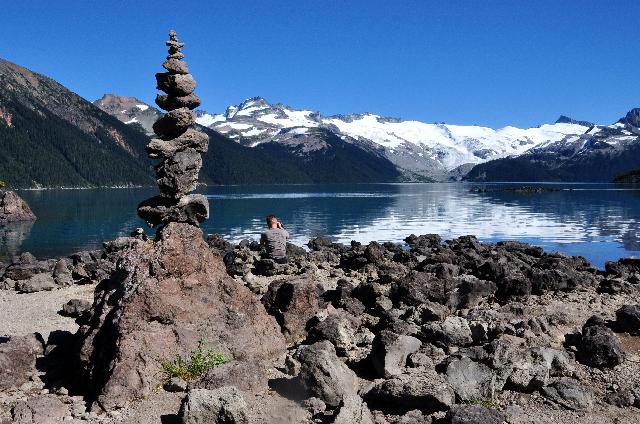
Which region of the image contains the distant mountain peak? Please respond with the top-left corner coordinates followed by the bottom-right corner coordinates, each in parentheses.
top-left (555, 115), bottom-right (595, 127)
top-left (619, 108), bottom-right (640, 128)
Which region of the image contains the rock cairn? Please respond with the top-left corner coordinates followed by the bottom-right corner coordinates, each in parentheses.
top-left (137, 30), bottom-right (209, 228)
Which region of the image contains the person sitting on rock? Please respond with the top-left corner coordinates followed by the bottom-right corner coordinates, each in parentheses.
top-left (260, 214), bottom-right (289, 264)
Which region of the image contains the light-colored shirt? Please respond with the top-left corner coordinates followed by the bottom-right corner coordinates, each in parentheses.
top-left (261, 228), bottom-right (290, 259)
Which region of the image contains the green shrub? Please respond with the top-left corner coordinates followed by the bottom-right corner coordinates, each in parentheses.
top-left (160, 338), bottom-right (229, 381)
top-left (0, 180), bottom-right (5, 189)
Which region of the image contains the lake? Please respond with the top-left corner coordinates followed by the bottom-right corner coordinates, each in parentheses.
top-left (2, 183), bottom-right (640, 269)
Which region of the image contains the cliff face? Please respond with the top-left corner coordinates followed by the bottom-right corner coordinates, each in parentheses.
top-left (0, 190), bottom-right (36, 224)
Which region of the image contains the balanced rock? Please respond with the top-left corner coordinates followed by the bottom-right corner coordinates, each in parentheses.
top-left (152, 107), bottom-right (195, 138)
top-left (163, 58), bottom-right (189, 74)
top-left (147, 128), bottom-right (208, 158)
top-left (75, 223), bottom-right (286, 410)
top-left (0, 190), bottom-right (36, 224)
top-left (138, 30), bottom-right (209, 229)
top-left (138, 194), bottom-right (209, 227)
top-left (155, 92), bottom-right (201, 111)
top-left (155, 148), bottom-right (202, 197)
top-left (155, 72), bottom-right (196, 97)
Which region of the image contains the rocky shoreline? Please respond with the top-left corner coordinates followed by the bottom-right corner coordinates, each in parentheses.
top-left (1, 229), bottom-right (639, 423)
top-left (1, 30), bottom-right (639, 424)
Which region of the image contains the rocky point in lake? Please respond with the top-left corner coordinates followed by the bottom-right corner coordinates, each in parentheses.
top-left (137, 30), bottom-right (209, 228)
top-left (0, 190), bottom-right (36, 225)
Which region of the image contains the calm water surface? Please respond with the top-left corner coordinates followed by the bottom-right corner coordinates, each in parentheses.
top-left (2, 183), bottom-right (640, 269)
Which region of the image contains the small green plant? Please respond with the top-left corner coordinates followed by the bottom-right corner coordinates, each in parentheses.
top-left (160, 338), bottom-right (230, 381)
top-left (0, 180), bottom-right (5, 189)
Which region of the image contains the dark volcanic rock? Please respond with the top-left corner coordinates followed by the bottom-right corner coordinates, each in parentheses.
top-left (75, 223), bottom-right (286, 410)
top-left (615, 304), bottom-right (640, 335)
top-left (15, 273), bottom-right (56, 292)
top-left (0, 190), bottom-right (36, 224)
top-left (155, 148), bottom-right (202, 198)
top-left (11, 394), bottom-right (70, 424)
top-left (61, 298), bottom-right (91, 318)
top-left (445, 357), bottom-right (495, 402)
top-left (137, 194), bottom-right (209, 227)
top-left (179, 386), bottom-right (249, 424)
top-left (370, 330), bottom-right (421, 378)
top-left (155, 72), bottom-right (196, 97)
top-left (363, 368), bottom-right (454, 414)
top-left (294, 341), bottom-right (359, 407)
top-left (445, 404), bottom-right (506, 424)
top-left (576, 317), bottom-right (624, 368)
top-left (146, 128), bottom-right (209, 158)
top-left (262, 274), bottom-right (326, 345)
top-left (155, 92), bottom-right (202, 111)
top-left (0, 334), bottom-right (43, 391)
top-left (151, 107), bottom-right (195, 138)
top-left (333, 394), bottom-right (374, 424)
top-left (542, 378), bottom-right (594, 411)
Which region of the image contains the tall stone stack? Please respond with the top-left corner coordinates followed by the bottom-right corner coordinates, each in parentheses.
top-left (137, 30), bottom-right (209, 228)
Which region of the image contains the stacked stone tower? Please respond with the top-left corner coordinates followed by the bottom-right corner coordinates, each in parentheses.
top-left (138, 31), bottom-right (209, 228)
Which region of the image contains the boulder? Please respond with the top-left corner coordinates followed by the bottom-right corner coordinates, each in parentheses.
top-left (15, 273), bottom-right (56, 292)
top-left (445, 404), bottom-right (505, 424)
top-left (3, 253), bottom-right (51, 280)
top-left (262, 274), bottom-right (326, 344)
top-left (542, 378), bottom-right (594, 411)
top-left (490, 336), bottom-right (572, 392)
top-left (75, 223), bottom-right (286, 410)
top-left (0, 190), bottom-right (36, 224)
top-left (391, 271), bottom-right (455, 306)
top-left (333, 395), bottom-right (374, 424)
top-left (421, 316), bottom-right (473, 348)
top-left (61, 298), bottom-right (92, 318)
top-left (179, 387), bottom-right (248, 424)
top-left (307, 236), bottom-right (334, 251)
top-left (445, 357), bottom-right (495, 402)
top-left (370, 330), bottom-right (422, 378)
top-left (615, 304), bottom-right (640, 335)
top-left (363, 368), bottom-right (455, 414)
top-left (11, 395), bottom-right (69, 424)
top-left (0, 334), bottom-right (43, 391)
top-left (308, 310), bottom-right (360, 356)
top-left (576, 318), bottom-right (624, 368)
top-left (294, 341), bottom-right (359, 407)
top-left (52, 258), bottom-right (74, 286)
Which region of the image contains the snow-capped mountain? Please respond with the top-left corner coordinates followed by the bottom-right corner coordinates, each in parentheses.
top-left (94, 94), bottom-right (162, 135)
top-left (196, 96), bottom-right (590, 180)
top-left (97, 93), bottom-right (640, 183)
top-left (466, 109), bottom-right (640, 182)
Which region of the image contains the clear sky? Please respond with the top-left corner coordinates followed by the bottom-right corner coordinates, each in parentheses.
top-left (1, 0), bottom-right (638, 128)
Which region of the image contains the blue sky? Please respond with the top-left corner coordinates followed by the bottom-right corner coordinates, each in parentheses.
top-left (1, 1), bottom-right (638, 128)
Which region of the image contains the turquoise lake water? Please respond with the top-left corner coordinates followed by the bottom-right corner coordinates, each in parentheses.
top-left (2, 183), bottom-right (640, 269)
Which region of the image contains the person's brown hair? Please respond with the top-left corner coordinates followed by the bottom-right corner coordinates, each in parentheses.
top-left (266, 214), bottom-right (277, 226)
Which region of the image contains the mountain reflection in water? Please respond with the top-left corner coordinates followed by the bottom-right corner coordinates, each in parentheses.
top-left (6, 183), bottom-right (640, 269)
